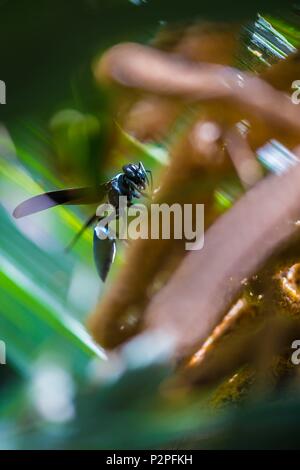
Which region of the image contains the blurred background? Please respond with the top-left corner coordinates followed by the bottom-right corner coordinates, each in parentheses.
top-left (2, 0), bottom-right (300, 449)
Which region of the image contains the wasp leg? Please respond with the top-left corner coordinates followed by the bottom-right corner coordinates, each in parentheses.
top-left (130, 181), bottom-right (151, 200)
top-left (65, 213), bottom-right (97, 253)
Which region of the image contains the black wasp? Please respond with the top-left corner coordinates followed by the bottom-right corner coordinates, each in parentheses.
top-left (13, 162), bottom-right (152, 281)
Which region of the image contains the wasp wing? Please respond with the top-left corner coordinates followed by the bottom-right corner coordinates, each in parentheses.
top-left (13, 184), bottom-right (108, 219)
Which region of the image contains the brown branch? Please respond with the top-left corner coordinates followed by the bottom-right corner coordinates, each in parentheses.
top-left (144, 159), bottom-right (300, 358)
top-left (95, 42), bottom-right (300, 133)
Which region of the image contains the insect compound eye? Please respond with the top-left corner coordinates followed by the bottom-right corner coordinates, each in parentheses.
top-left (123, 164), bottom-right (136, 179)
top-left (136, 170), bottom-right (144, 184)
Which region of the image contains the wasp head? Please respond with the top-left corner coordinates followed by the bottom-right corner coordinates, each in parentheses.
top-left (123, 161), bottom-right (149, 190)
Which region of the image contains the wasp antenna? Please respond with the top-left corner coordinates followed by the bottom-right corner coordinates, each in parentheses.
top-left (146, 169), bottom-right (153, 191)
